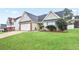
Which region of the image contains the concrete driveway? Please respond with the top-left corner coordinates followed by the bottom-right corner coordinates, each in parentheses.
top-left (0, 31), bottom-right (23, 39)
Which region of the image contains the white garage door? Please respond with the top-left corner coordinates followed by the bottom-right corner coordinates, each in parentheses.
top-left (21, 23), bottom-right (30, 31)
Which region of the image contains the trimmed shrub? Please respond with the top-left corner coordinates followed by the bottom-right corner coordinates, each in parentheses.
top-left (46, 25), bottom-right (56, 31)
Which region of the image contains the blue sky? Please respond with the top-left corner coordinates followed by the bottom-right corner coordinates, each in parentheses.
top-left (0, 8), bottom-right (79, 24)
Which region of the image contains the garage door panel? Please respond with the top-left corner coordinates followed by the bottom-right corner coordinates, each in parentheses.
top-left (21, 23), bottom-right (30, 31)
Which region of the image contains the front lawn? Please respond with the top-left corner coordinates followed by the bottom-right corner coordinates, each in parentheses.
top-left (0, 29), bottom-right (79, 50)
top-left (0, 32), bottom-right (4, 34)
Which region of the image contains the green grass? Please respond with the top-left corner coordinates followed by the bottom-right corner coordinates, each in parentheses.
top-left (0, 32), bottom-right (4, 34)
top-left (0, 29), bottom-right (79, 50)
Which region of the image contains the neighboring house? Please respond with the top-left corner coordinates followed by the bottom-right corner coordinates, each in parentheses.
top-left (74, 15), bottom-right (79, 19)
top-left (74, 15), bottom-right (79, 28)
top-left (7, 16), bottom-right (21, 31)
top-left (66, 15), bottom-right (79, 29)
top-left (7, 17), bottom-right (15, 27)
top-left (7, 17), bottom-right (16, 31)
top-left (0, 24), bottom-right (6, 31)
top-left (7, 11), bottom-right (75, 31)
top-left (67, 15), bottom-right (79, 29)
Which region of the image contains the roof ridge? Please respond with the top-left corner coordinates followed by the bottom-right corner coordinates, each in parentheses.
top-left (38, 14), bottom-right (47, 17)
top-left (24, 11), bottom-right (37, 17)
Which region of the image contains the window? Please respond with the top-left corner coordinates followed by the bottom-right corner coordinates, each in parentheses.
top-left (48, 21), bottom-right (55, 25)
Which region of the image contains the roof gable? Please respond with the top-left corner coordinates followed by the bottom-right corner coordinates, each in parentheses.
top-left (20, 12), bottom-right (31, 22)
top-left (43, 11), bottom-right (61, 21)
top-left (20, 12), bottom-right (38, 22)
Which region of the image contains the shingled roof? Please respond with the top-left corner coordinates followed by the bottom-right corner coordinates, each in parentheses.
top-left (55, 11), bottom-right (64, 17)
top-left (38, 14), bottom-right (47, 22)
top-left (25, 12), bottom-right (38, 22)
top-left (14, 16), bottom-right (22, 21)
top-left (74, 15), bottom-right (79, 19)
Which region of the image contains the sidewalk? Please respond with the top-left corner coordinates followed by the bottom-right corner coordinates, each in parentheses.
top-left (0, 31), bottom-right (23, 39)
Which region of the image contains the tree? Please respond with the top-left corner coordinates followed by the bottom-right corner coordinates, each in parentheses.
top-left (63, 8), bottom-right (73, 20)
top-left (56, 19), bottom-right (67, 31)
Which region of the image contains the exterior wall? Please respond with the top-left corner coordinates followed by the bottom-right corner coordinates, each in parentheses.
top-left (32, 22), bottom-right (38, 31)
top-left (14, 18), bottom-right (21, 31)
top-left (43, 22), bottom-right (47, 27)
top-left (67, 24), bottom-right (74, 29)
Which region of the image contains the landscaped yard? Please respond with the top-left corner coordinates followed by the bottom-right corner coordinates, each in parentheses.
top-left (0, 29), bottom-right (79, 50)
